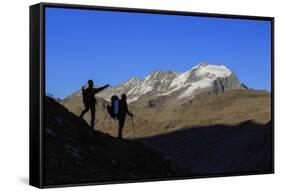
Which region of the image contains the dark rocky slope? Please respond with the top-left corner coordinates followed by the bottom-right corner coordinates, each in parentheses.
top-left (44, 97), bottom-right (173, 186)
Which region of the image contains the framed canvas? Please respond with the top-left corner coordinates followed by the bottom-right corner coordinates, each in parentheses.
top-left (30, 2), bottom-right (274, 188)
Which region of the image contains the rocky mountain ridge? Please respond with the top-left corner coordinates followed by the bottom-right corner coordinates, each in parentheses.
top-left (65, 63), bottom-right (245, 104)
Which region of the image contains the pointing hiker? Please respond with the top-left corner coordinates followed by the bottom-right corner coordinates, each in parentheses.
top-left (80, 79), bottom-right (109, 129)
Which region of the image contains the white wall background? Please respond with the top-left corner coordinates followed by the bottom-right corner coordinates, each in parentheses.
top-left (0, 0), bottom-right (279, 190)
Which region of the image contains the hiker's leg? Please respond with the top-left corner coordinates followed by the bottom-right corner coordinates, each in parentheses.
top-left (90, 106), bottom-right (96, 129)
top-left (80, 106), bottom-right (89, 118)
top-left (118, 118), bottom-right (125, 139)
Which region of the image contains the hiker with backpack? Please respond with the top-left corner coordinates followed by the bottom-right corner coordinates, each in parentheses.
top-left (107, 94), bottom-right (133, 139)
top-left (80, 79), bottom-right (109, 129)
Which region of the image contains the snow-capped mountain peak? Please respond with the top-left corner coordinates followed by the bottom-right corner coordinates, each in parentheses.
top-left (188, 63), bottom-right (229, 81)
top-left (92, 63), bottom-right (243, 103)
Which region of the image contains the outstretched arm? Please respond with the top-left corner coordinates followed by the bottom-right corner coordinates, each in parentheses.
top-left (94, 84), bottom-right (109, 94)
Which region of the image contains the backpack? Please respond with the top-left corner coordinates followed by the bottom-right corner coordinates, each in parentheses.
top-left (107, 95), bottom-right (119, 119)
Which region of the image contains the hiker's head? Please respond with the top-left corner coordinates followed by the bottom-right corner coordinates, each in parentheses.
top-left (121, 94), bottom-right (127, 101)
top-left (88, 80), bottom-right (94, 88)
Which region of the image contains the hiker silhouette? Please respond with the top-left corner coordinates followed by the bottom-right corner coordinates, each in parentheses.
top-left (107, 94), bottom-right (133, 139)
top-left (80, 80), bottom-right (109, 129)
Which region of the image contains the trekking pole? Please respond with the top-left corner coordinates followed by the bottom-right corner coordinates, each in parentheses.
top-left (131, 116), bottom-right (136, 138)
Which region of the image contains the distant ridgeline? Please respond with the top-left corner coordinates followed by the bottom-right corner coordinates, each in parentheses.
top-left (64, 63), bottom-right (246, 104)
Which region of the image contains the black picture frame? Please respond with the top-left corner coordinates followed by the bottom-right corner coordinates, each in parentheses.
top-left (30, 2), bottom-right (274, 188)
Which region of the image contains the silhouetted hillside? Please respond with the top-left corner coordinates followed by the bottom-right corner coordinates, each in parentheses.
top-left (44, 97), bottom-right (173, 186)
top-left (140, 121), bottom-right (273, 176)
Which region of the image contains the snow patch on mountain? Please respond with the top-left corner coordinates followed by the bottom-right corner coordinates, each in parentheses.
top-left (192, 63), bottom-right (231, 78)
top-left (167, 71), bottom-right (190, 93)
top-left (178, 79), bottom-right (212, 98)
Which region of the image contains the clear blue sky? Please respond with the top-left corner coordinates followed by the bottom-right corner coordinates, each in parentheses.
top-left (45, 7), bottom-right (271, 99)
